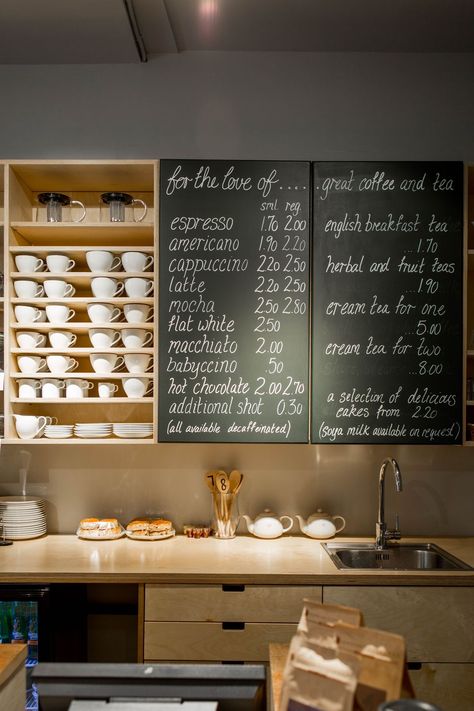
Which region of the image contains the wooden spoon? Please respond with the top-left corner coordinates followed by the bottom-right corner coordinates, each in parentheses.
top-left (204, 470), bottom-right (218, 492)
top-left (229, 469), bottom-right (243, 493)
top-left (214, 470), bottom-right (230, 494)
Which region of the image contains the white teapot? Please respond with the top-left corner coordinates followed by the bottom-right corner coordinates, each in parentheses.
top-left (242, 509), bottom-right (293, 539)
top-left (295, 509), bottom-right (346, 539)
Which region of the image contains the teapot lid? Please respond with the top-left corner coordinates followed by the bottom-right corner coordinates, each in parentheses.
top-left (256, 508), bottom-right (278, 519)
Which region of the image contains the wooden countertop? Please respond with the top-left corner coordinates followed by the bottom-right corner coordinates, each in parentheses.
top-left (0, 644), bottom-right (26, 688)
top-left (0, 535), bottom-right (473, 585)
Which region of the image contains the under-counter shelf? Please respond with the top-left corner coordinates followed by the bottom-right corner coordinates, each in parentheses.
top-left (10, 222), bottom-right (154, 246)
top-left (2, 437), bottom-right (155, 445)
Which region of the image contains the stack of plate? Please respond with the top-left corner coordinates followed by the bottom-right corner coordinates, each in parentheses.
top-left (45, 424), bottom-right (74, 439)
top-left (0, 496), bottom-right (47, 540)
top-left (74, 423), bottom-right (113, 439)
top-left (112, 422), bottom-right (153, 439)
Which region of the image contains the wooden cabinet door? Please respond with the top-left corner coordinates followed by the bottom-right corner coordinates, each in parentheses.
top-left (323, 586), bottom-right (474, 662)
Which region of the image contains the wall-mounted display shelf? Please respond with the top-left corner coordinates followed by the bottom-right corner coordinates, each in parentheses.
top-left (4, 160), bottom-right (158, 444)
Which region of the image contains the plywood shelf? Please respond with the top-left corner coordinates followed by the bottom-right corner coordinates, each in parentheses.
top-left (11, 297), bottom-right (154, 306)
top-left (3, 437), bottom-right (154, 445)
top-left (10, 222), bottom-right (154, 246)
top-left (12, 372), bottom-right (154, 379)
top-left (11, 398), bottom-right (153, 404)
top-left (11, 322), bottom-right (154, 332)
top-left (12, 348), bottom-right (154, 355)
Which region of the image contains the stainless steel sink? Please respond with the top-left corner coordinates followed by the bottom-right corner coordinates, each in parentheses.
top-left (322, 542), bottom-right (472, 571)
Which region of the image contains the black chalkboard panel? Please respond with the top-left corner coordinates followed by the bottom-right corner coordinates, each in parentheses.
top-left (159, 160), bottom-right (310, 442)
top-left (312, 162), bottom-right (463, 444)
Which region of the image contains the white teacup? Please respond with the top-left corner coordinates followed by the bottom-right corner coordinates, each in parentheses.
top-left (87, 303), bottom-right (122, 324)
top-left (123, 303), bottom-right (153, 324)
top-left (89, 328), bottom-right (121, 349)
top-left (17, 355), bottom-right (47, 374)
top-left (48, 331), bottom-right (77, 349)
top-left (91, 277), bottom-right (124, 299)
top-left (14, 255), bottom-right (44, 273)
top-left (65, 379), bottom-right (93, 399)
top-left (14, 305), bottom-right (43, 324)
top-left (123, 377), bottom-right (153, 398)
top-left (44, 280), bottom-right (76, 298)
top-left (41, 378), bottom-right (65, 399)
top-left (121, 251), bottom-right (154, 272)
top-left (17, 379), bottom-right (42, 399)
top-left (13, 414), bottom-right (47, 439)
top-left (16, 331), bottom-right (47, 349)
top-left (98, 381), bottom-right (119, 399)
top-left (45, 304), bottom-right (75, 323)
top-left (46, 355), bottom-right (79, 374)
top-left (124, 277), bottom-right (153, 298)
top-left (46, 254), bottom-right (75, 273)
top-left (121, 328), bottom-right (153, 348)
top-left (14, 280), bottom-right (44, 298)
top-left (124, 353), bottom-right (153, 373)
top-left (86, 251), bottom-right (121, 273)
top-left (90, 353), bottom-right (124, 374)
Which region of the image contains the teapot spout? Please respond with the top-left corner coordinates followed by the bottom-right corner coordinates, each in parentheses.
top-left (295, 515), bottom-right (306, 532)
top-left (241, 514), bottom-right (254, 533)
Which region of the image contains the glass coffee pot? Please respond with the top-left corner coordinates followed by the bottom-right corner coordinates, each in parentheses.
top-left (37, 192), bottom-right (86, 223)
top-left (100, 192), bottom-right (147, 223)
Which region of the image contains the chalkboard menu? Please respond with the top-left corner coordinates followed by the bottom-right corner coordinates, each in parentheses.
top-left (312, 162), bottom-right (463, 444)
top-left (159, 160), bottom-right (310, 442)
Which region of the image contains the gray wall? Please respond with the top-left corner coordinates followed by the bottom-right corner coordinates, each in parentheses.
top-left (1, 51), bottom-right (474, 536)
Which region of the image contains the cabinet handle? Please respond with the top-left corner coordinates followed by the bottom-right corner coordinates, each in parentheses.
top-left (222, 584), bottom-right (245, 592)
top-left (407, 662), bottom-right (422, 671)
top-left (222, 622), bottom-right (245, 630)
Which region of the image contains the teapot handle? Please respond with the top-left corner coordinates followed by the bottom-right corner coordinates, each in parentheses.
top-left (333, 515), bottom-right (346, 533)
top-left (279, 515), bottom-right (293, 534)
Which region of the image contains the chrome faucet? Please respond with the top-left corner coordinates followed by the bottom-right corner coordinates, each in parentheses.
top-left (375, 457), bottom-right (402, 550)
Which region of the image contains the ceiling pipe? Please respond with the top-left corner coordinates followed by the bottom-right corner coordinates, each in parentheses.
top-left (123, 0), bottom-right (148, 62)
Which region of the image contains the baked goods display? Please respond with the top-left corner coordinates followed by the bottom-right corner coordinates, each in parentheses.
top-left (125, 517), bottom-right (175, 540)
top-left (77, 517), bottom-right (124, 540)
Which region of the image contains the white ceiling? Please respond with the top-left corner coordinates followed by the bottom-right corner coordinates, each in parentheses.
top-left (1, 0), bottom-right (474, 64)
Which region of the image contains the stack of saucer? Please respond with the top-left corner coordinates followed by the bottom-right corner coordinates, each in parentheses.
top-left (0, 496), bottom-right (47, 540)
top-left (112, 422), bottom-right (153, 439)
top-left (74, 422), bottom-right (113, 439)
top-left (45, 424), bottom-right (74, 439)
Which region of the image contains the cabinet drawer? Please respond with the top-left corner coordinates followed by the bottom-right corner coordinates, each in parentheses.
top-left (410, 663), bottom-right (474, 711)
top-left (323, 586), bottom-right (474, 662)
top-left (144, 621), bottom-right (296, 661)
top-left (145, 585), bottom-right (321, 622)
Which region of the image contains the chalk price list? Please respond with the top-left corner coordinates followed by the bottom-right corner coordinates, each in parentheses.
top-left (312, 162), bottom-right (463, 444)
top-left (159, 161), bottom-right (310, 442)
top-left (253, 201), bottom-right (309, 431)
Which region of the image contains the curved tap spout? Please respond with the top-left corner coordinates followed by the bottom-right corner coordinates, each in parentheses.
top-left (376, 458), bottom-right (403, 550)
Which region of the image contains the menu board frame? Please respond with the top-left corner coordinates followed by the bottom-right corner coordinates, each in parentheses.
top-left (158, 159), bottom-right (311, 443)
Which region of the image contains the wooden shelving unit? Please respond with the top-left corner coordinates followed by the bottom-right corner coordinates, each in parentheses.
top-left (5, 160), bottom-right (158, 443)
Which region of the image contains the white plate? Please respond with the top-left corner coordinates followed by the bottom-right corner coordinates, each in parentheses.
top-left (76, 528), bottom-right (125, 541)
top-left (125, 528), bottom-right (175, 541)
top-left (114, 432), bottom-right (153, 439)
top-left (5, 531), bottom-right (46, 541)
top-left (0, 496), bottom-right (44, 503)
top-left (45, 432), bottom-right (74, 439)
top-left (74, 432), bottom-right (112, 439)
